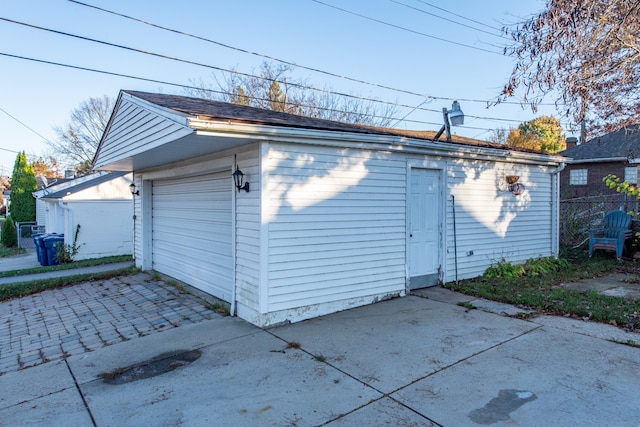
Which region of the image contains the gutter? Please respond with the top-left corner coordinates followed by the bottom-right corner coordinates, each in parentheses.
top-left (189, 119), bottom-right (565, 166)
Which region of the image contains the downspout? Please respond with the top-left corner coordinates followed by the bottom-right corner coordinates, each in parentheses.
top-left (58, 200), bottom-right (72, 243)
top-left (230, 155), bottom-right (238, 317)
top-left (451, 195), bottom-right (458, 286)
top-left (551, 162), bottom-right (566, 256)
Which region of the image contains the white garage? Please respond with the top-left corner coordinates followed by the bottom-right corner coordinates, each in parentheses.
top-left (151, 172), bottom-right (233, 301)
top-left (94, 90), bottom-right (565, 328)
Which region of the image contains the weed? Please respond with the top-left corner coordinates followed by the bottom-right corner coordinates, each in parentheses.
top-left (447, 255), bottom-right (640, 331)
top-left (483, 259), bottom-right (525, 279)
top-left (205, 301), bottom-right (230, 316)
top-left (286, 342), bottom-right (301, 349)
top-left (457, 301), bottom-right (476, 310)
top-left (181, 316), bottom-right (190, 321)
top-left (55, 224), bottom-right (83, 263)
top-left (149, 271), bottom-right (162, 281)
top-left (610, 339), bottom-right (639, 348)
top-left (312, 354), bottom-right (326, 362)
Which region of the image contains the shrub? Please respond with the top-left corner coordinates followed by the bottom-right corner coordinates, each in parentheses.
top-left (55, 224), bottom-right (82, 263)
top-left (1, 217), bottom-right (17, 247)
top-left (484, 256), bottom-right (569, 279)
top-left (484, 258), bottom-right (526, 279)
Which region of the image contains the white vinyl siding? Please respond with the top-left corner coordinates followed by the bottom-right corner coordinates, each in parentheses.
top-left (93, 98), bottom-right (192, 169)
top-left (265, 144), bottom-right (406, 312)
top-left (151, 172), bottom-right (233, 301)
top-left (570, 169), bottom-right (588, 185)
top-left (444, 162), bottom-right (554, 281)
top-left (234, 150), bottom-right (261, 311)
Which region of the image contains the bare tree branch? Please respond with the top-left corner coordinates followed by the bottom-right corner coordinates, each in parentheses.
top-left (499, 0), bottom-right (640, 137)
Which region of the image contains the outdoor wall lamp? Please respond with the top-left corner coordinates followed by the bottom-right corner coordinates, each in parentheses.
top-left (129, 183), bottom-right (139, 196)
top-left (433, 101), bottom-right (464, 142)
top-left (233, 167), bottom-right (250, 192)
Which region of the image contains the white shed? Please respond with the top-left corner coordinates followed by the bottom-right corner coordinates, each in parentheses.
top-left (33, 171), bottom-right (133, 260)
top-left (94, 90), bottom-right (565, 327)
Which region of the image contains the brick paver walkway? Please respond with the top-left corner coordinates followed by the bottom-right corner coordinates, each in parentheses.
top-left (0, 273), bottom-right (219, 374)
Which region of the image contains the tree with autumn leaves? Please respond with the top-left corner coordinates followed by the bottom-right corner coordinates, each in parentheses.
top-left (505, 116), bottom-right (565, 153)
top-left (500, 0), bottom-right (640, 137)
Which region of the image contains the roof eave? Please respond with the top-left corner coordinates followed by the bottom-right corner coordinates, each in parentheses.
top-left (189, 118), bottom-right (564, 165)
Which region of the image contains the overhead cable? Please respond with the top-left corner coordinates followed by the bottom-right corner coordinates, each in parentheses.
top-left (0, 51), bottom-right (512, 131)
top-left (310, 0), bottom-right (501, 55)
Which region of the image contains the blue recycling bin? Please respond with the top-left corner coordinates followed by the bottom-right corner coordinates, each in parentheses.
top-left (32, 233), bottom-right (46, 265)
top-left (44, 235), bottom-right (65, 266)
top-left (33, 233), bottom-right (51, 266)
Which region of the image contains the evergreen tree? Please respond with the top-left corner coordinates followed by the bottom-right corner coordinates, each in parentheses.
top-left (9, 152), bottom-right (37, 223)
top-left (1, 216), bottom-right (16, 247)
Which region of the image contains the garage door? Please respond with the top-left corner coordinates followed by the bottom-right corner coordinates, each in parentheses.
top-left (152, 172), bottom-right (233, 301)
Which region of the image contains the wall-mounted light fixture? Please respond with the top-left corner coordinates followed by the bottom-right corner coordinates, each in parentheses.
top-left (129, 183), bottom-right (139, 196)
top-left (433, 101), bottom-right (464, 142)
top-left (233, 167), bottom-right (250, 192)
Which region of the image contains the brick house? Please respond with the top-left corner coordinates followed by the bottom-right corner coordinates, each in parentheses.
top-left (560, 125), bottom-right (640, 199)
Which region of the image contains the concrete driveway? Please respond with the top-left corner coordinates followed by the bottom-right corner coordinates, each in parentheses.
top-left (1, 275), bottom-right (639, 426)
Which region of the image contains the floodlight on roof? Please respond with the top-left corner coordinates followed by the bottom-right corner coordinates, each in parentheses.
top-left (433, 101), bottom-right (465, 142)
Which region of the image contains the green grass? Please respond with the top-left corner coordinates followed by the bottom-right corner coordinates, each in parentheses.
top-left (0, 247), bottom-right (26, 258)
top-left (446, 249), bottom-right (640, 330)
top-left (0, 266), bottom-right (139, 302)
top-left (0, 255), bottom-right (133, 278)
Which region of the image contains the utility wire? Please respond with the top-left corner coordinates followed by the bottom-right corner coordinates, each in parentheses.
top-left (0, 17), bottom-right (534, 125)
top-left (389, 0), bottom-right (507, 39)
top-left (310, 0), bottom-right (501, 55)
top-left (0, 106), bottom-right (53, 145)
top-left (0, 52), bottom-right (510, 132)
top-left (68, 0), bottom-right (536, 107)
top-left (0, 16), bottom-right (443, 115)
top-left (414, 0), bottom-right (503, 32)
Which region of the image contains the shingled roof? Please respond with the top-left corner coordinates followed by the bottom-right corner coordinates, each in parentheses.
top-left (560, 125), bottom-right (640, 162)
top-left (123, 91), bottom-right (534, 153)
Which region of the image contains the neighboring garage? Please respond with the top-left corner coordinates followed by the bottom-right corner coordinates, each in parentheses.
top-left (151, 172), bottom-right (233, 301)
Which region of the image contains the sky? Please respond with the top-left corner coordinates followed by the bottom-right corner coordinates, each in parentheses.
top-left (0, 0), bottom-right (563, 176)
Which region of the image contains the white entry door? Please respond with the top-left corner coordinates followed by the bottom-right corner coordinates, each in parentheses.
top-left (408, 168), bottom-right (441, 289)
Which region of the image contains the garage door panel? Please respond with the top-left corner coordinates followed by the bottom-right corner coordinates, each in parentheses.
top-left (152, 172), bottom-right (233, 301)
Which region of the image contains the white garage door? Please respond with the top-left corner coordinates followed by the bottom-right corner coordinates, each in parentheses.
top-left (152, 172), bottom-right (233, 301)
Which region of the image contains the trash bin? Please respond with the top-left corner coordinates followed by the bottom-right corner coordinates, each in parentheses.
top-left (44, 235), bottom-right (65, 266)
top-left (32, 233), bottom-right (46, 265)
top-left (33, 233), bottom-right (51, 266)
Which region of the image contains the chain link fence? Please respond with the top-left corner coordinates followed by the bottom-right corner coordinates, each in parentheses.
top-left (16, 222), bottom-right (45, 249)
top-left (559, 195), bottom-right (639, 249)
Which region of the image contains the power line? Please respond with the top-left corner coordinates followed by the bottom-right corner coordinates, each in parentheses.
top-left (389, 0), bottom-right (507, 39)
top-left (0, 106), bottom-right (54, 146)
top-left (0, 16), bottom-right (443, 115)
top-left (414, 0), bottom-right (503, 32)
top-left (0, 51), bottom-right (519, 132)
top-left (0, 16), bottom-right (537, 125)
top-left (68, 0), bottom-right (532, 107)
top-left (310, 0), bottom-right (502, 55)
